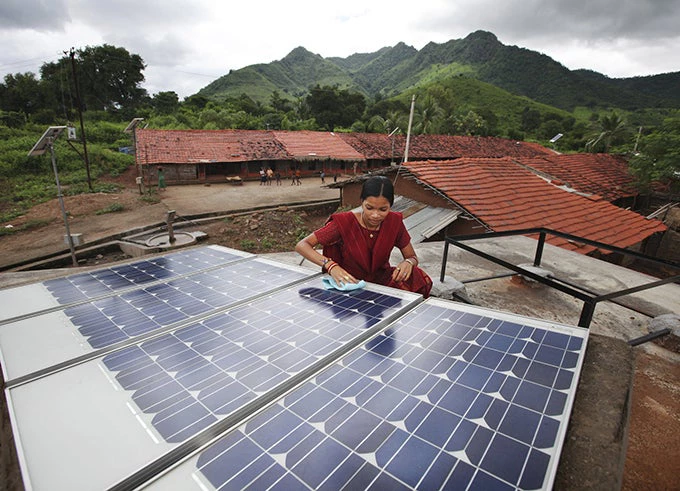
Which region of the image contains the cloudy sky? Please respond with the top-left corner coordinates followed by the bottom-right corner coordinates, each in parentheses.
top-left (1, 0), bottom-right (678, 99)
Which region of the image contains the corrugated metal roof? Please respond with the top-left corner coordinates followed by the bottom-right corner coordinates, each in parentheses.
top-left (353, 196), bottom-right (461, 244)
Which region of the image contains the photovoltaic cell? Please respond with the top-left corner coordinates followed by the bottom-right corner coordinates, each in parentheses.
top-left (41, 245), bottom-right (249, 304)
top-left (0, 246), bottom-right (250, 323)
top-left (148, 299), bottom-right (586, 491)
top-left (65, 257), bottom-right (314, 349)
top-left (101, 280), bottom-right (416, 444)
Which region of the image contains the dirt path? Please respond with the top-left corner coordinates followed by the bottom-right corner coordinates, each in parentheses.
top-left (0, 174), bottom-right (339, 270)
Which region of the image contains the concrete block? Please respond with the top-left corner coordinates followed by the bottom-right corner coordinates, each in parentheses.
top-left (430, 276), bottom-right (467, 301)
top-left (64, 233), bottom-right (83, 246)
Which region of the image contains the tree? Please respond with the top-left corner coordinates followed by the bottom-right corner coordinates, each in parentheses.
top-left (521, 107), bottom-right (541, 132)
top-left (453, 110), bottom-right (487, 136)
top-left (306, 85), bottom-right (365, 131)
top-left (0, 72), bottom-right (46, 115)
top-left (628, 114), bottom-right (680, 191)
top-left (152, 91), bottom-right (180, 114)
top-left (367, 110), bottom-right (403, 133)
top-left (586, 112), bottom-right (627, 153)
top-left (269, 90), bottom-right (292, 113)
top-left (40, 45), bottom-right (148, 113)
top-left (413, 95), bottom-right (444, 134)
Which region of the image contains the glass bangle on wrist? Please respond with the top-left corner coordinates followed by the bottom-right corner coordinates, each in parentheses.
top-left (405, 257), bottom-right (417, 266)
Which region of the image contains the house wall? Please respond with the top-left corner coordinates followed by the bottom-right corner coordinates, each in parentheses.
top-left (146, 165), bottom-right (197, 185)
top-left (143, 159), bottom-right (369, 184)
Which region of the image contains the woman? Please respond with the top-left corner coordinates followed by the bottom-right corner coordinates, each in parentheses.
top-left (296, 176), bottom-right (432, 297)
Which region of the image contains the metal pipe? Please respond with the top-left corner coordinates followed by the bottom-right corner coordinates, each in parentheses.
top-left (49, 139), bottom-right (78, 267)
top-left (628, 328), bottom-right (671, 346)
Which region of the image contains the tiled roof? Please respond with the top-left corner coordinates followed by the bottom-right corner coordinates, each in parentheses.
top-left (136, 129), bottom-right (555, 165)
top-left (339, 133), bottom-right (554, 160)
top-left (403, 159), bottom-right (667, 253)
top-left (515, 154), bottom-right (638, 201)
top-left (272, 131), bottom-right (365, 161)
top-left (136, 129), bottom-right (289, 164)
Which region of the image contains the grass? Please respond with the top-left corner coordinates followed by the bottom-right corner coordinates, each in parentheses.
top-left (95, 203), bottom-right (125, 215)
top-left (0, 218), bottom-right (51, 236)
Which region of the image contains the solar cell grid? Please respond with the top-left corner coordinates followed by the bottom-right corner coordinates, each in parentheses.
top-left (41, 245), bottom-right (247, 304)
top-left (173, 300), bottom-right (586, 491)
top-left (61, 258), bottom-right (312, 350)
top-left (101, 281), bottom-right (415, 445)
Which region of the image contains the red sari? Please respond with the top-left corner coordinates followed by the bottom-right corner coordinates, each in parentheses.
top-left (315, 211), bottom-right (432, 297)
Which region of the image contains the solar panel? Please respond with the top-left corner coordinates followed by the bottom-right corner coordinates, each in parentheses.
top-left (146, 299), bottom-right (587, 491)
top-left (0, 245), bottom-right (249, 322)
top-left (0, 256), bottom-right (315, 383)
top-left (4, 278), bottom-right (420, 490)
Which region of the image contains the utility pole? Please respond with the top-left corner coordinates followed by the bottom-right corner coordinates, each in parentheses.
top-left (69, 48), bottom-right (93, 192)
top-left (633, 126), bottom-right (643, 153)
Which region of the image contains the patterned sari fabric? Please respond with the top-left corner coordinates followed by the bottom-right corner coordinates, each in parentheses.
top-left (315, 211), bottom-right (432, 297)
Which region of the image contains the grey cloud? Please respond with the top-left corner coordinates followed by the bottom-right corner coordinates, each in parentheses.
top-left (71, 0), bottom-right (206, 32)
top-left (106, 32), bottom-right (193, 67)
top-left (418, 0), bottom-right (680, 43)
top-left (0, 0), bottom-right (70, 30)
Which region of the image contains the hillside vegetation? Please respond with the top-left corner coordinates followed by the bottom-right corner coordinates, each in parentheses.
top-left (200, 31), bottom-right (680, 112)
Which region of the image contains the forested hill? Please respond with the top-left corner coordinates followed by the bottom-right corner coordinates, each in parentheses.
top-left (198, 30), bottom-right (680, 111)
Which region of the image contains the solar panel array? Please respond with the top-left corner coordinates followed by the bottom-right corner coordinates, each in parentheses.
top-left (146, 298), bottom-right (586, 491)
top-left (0, 246), bottom-right (588, 491)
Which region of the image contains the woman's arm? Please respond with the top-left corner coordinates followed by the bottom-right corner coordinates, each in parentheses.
top-left (392, 242), bottom-right (420, 283)
top-left (295, 233), bottom-right (357, 284)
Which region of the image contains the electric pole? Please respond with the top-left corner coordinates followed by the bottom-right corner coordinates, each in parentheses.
top-left (69, 48), bottom-right (93, 192)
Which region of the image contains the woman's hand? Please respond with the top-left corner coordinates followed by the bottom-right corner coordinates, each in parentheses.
top-left (392, 260), bottom-right (414, 283)
top-left (329, 265), bottom-right (357, 285)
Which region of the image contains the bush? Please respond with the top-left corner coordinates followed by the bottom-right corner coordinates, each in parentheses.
top-left (95, 203), bottom-right (125, 215)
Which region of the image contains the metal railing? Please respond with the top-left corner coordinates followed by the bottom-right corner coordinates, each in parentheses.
top-left (440, 228), bottom-right (679, 330)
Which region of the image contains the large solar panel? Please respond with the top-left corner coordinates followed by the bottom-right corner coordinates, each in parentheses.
top-left (0, 256), bottom-right (315, 383)
top-left (4, 274), bottom-right (420, 490)
top-left (0, 245), bottom-right (250, 322)
top-left (2, 247), bottom-right (588, 491)
top-left (144, 299), bottom-right (587, 491)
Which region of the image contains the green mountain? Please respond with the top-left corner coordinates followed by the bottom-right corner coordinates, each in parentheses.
top-left (197, 30), bottom-right (680, 111)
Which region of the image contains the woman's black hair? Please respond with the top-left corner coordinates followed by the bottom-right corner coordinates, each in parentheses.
top-left (360, 176), bottom-right (394, 206)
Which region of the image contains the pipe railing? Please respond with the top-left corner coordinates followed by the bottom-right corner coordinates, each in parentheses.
top-left (440, 228), bottom-right (679, 330)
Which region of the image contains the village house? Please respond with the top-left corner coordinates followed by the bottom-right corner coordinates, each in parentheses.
top-left (133, 129), bottom-right (553, 185)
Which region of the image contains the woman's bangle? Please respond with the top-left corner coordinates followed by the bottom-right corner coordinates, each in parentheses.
top-left (404, 257), bottom-right (418, 267)
top-left (327, 262), bottom-right (338, 274)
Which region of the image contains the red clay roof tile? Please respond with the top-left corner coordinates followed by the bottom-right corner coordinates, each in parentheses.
top-left (515, 154), bottom-right (637, 201)
top-left (339, 133), bottom-right (554, 160)
top-left (404, 159), bottom-right (667, 253)
top-left (136, 129), bottom-right (289, 164)
top-left (272, 131), bottom-right (365, 161)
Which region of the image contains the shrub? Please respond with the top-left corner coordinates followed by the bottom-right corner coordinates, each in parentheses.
top-left (95, 203), bottom-right (125, 215)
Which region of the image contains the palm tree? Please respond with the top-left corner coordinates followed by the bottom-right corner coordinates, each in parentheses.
top-left (368, 110), bottom-right (404, 134)
top-left (413, 95), bottom-right (445, 134)
top-left (586, 112), bottom-right (627, 153)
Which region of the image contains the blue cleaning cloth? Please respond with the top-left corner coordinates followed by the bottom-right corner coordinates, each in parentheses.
top-left (322, 277), bottom-right (367, 291)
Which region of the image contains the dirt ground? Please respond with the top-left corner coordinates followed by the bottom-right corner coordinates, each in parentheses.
top-left (1, 168), bottom-right (679, 490)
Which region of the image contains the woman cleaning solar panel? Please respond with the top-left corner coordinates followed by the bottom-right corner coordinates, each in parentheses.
top-left (295, 176), bottom-right (432, 297)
